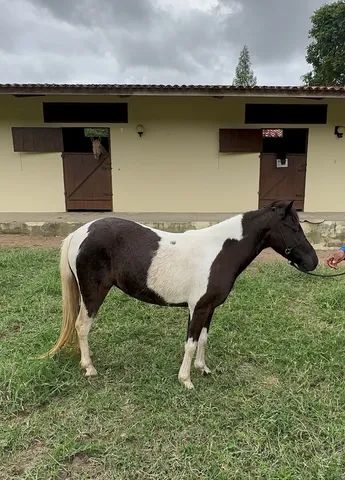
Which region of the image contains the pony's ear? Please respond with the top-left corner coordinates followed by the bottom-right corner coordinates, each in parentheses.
top-left (283, 200), bottom-right (294, 217)
top-left (271, 200), bottom-right (294, 218)
top-left (286, 200), bottom-right (294, 212)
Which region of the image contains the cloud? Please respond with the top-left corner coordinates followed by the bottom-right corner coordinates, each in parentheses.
top-left (0, 0), bottom-right (328, 85)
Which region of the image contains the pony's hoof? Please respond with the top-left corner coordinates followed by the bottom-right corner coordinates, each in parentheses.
top-left (202, 366), bottom-right (211, 375)
top-left (178, 376), bottom-right (194, 390)
top-left (183, 380), bottom-right (195, 390)
top-left (85, 366), bottom-right (98, 377)
top-left (194, 362), bottom-right (211, 375)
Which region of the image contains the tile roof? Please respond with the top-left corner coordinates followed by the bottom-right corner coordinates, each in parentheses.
top-left (1, 83), bottom-right (345, 97)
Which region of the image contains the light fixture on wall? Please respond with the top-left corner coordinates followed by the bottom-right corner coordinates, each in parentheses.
top-left (334, 126), bottom-right (345, 138)
top-left (136, 124), bottom-right (144, 137)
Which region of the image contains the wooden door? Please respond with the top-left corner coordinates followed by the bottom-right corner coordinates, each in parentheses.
top-left (62, 152), bottom-right (112, 211)
top-left (259, 154), bottom-right (307, 210)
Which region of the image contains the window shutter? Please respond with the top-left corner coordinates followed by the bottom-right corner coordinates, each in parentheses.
top-left (219, 129), bottom-right (262, 153)
top-left (12, 127), bottom-right (63, 152)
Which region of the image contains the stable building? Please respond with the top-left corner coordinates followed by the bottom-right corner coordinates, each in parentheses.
top-left (0, 83), bottom-right (344, 214)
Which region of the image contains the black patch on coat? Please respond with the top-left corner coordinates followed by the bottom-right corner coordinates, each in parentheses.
top-left (187, 216), bottom-right (268, 341)
top-left (76, 218), bottom-right (168, 316)
top-left (195, 239), bottom-right (244, 310)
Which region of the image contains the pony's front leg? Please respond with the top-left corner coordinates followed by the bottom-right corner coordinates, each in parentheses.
top-left (178, 305), bottom-right (210, 389)
top-left (194, 310), bottom-right (214, 375)
top-left (75, 302), bottom-right (97, 377)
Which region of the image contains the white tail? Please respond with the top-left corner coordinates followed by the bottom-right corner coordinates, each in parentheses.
top-left (40, 235), bottom-right (80, 357)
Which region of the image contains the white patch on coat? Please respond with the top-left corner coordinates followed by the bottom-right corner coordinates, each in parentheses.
top-left (178, 338), bottom-right (197, 389)
top-left (194, 327), bottom-right (208, 369)
top-left (67, 220), bottom-right (96, 283)
top-left (75, 300), bottom-right (97, 376)
top-left (146, 215), bottom-right (244, 305)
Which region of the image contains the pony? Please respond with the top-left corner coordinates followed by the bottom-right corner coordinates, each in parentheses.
top-left (91, 138), bottom-right (108, 160)
top-left (42, 201), bottom-right (318, 389)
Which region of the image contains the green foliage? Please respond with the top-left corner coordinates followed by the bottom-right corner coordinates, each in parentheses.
top-left (233, 46), bottom-right (257, 87)
top-left (84, 128), bottom-right (109, 138)
top-left (1, 248), bottom-right (345, 478)
top-left (303, 1), bottom-right (345, 86)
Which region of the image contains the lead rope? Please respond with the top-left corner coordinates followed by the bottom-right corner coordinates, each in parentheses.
top-left (290, 261), bottom-right (345, 278)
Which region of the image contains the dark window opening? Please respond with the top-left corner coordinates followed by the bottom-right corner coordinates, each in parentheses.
top-left (43, 102), bottom-right (128, 123)
top-left (62, 128), bottom-right (110, 153)
top-left (246, 104), bottom-right (327, 124)
top-left (262, 128), bottom-right (308, 154)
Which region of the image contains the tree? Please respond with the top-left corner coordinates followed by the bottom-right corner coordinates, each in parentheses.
top-left (233, 46), bottom-right (257, 87)
top-left (303, 1), bottom-right (345, 86)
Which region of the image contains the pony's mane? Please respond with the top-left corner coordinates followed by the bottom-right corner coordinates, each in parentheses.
top-left (244, 202), bottom-right (299, 230)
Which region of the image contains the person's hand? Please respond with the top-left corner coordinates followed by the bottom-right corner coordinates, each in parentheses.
top-left (325, 250), bottom-right (345, 269)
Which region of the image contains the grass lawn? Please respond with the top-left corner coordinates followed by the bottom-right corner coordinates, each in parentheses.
top-left (1, 247), bottom-right (345, 479)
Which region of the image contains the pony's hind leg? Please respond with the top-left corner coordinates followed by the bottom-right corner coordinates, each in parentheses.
top-left (75, 301), bottom-right (97, 377)
top-left (76, 272), bottom-right (113, 377)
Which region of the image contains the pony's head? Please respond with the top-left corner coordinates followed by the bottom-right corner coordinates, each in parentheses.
top-left (91, 138), bottom-right (102, 160)
top-left (265, 201), bottom-right (318, 272)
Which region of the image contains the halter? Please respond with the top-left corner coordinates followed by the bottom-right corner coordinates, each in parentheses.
top-left (276, 221), bottom-right (302, 259)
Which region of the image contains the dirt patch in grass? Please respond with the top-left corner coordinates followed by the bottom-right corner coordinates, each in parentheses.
top-left (0, 234), bottom-right (64, 248)
top-left (2, 440), bottom-right (47, 478)
top-left (60, 453), bottom-right (106, 480)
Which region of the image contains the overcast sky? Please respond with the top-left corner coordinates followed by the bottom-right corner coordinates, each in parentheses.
top-left (0, 0), bottom-right (329, 86)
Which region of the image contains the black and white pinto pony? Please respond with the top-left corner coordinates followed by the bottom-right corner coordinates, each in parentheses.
top-left (43, 201), bottom-right (318, 389)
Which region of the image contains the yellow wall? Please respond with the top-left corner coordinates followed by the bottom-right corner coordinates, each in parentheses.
top-left (112, 96), bottom-right (258, 212)
top-left (0, 94), bottom-right (344, 213)
top-left (0, 96), bottom-right (65, 212)
top-left (304, 102), bottom-right (345, 211)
